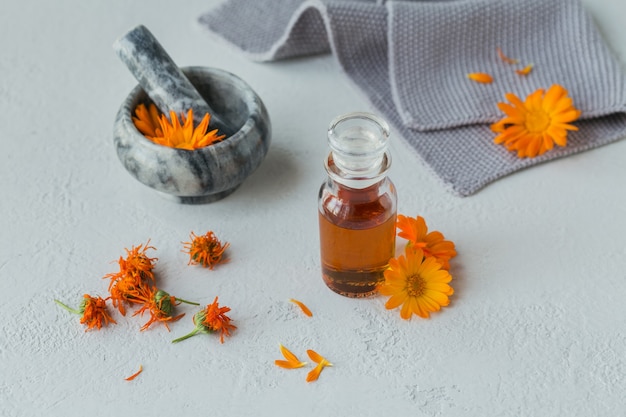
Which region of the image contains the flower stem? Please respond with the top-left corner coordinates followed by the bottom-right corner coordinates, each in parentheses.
top-left (171, 328), bottom-right (200, 343)
top-left (175, 297), bottom-right (200, 306)
top-left (54, 299), bottom-right (81, 315)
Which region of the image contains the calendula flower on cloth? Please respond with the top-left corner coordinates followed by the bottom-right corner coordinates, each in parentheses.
top-left (379, 247), bottom-right (454, 320)
top-left (133, 103), bottom-right (226, 150)
top-left (182, 231), bottom-right (230, 269)
top-left (306, 350), bottom-right (332, 382)
top-left (396, 215), bottom-right (456, 270)
top-left (274, 344), bottom-right (308, 369)
top-left (490, 84), bottom-right (581, 158)
top-left (171, 297), bottom-right (236, 344)
top-left (133, 287), bottom-right (197, 331)
top-left (55, 295), bottom-right (117, 331)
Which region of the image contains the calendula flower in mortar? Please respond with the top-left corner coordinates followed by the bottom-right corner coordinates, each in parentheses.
top-left (172, 297), bottom-right (236, 344)
top-left (379, 247), bottom-right (454, 320)
top-left (133, 103), bottom-right (226, 150)
top-left (182, 231), bottom-right (230, 269)
top-left (133, 287), bottom-right (198, 331)
top-left (396, 215), bottom-right (457, 270)
top-left (132, 103), bottom-right (163, 138)
top-left (491, 84), bottom-right (581, 158)
top-left (54, 294), bottom-right (116, 331)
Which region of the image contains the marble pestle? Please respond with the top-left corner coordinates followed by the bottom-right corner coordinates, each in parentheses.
top-left (113, 25), bottom-right (235, 136)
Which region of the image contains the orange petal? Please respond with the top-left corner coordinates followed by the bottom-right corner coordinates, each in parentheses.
top-left (274, 360), bottom-right (306, 369)
top-left (497, 47), bottom-right (519, 65)
top-left (515, 64), bottom-right (533, 76)
top-left (279, 344), bottom-right (304, 364)
top-left (125, 365), bottom-right (143, 381)
top-left (307, 349), bottom-right (325, 364)
top-left (306, 363), bottom-right (324, 382)
top-left (289, 299), bottom-right (313, 317)
top-left (467, 72), bottom-right (493, 84)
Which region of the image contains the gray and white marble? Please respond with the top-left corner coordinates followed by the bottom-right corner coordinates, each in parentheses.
top-left (113, 25), bottom-right (235, 136)
top-left (113, 66), bottom-right (271, 204)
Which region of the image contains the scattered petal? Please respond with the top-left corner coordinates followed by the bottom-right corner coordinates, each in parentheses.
top-left (497, 47), bottom-right (519, 65)
top-left (305, 349), bottom-right (332, 382)
top-left (467, 72), bottom-right (493, 84)
top-left (275, 344), bottom-right (307, 369)
top-left (289, 299), bottom-right (313, 317)
top-left (515, 64), bottom-right (534, 76)
top-left (125, 365), bottom-right (143, 381)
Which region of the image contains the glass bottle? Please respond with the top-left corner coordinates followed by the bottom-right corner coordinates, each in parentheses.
top-left (318, 112), bottom-right (397, 298)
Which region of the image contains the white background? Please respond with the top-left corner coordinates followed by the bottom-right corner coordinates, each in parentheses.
top-left (1, 0), bottom-right (626, 416)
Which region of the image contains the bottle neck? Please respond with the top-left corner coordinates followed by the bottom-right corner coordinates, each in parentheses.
top-left (325, 151), bottom-right (391, 189)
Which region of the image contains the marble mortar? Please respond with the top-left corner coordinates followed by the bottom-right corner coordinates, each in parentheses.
top-left (113, 66), bottom-right (271, 204)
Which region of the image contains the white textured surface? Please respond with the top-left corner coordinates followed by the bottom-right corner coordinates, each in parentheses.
top-left (2, 1), bottom-right (626, 416)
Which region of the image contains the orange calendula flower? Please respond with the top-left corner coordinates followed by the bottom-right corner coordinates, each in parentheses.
top-left (172, 297), bottom-right (236, 344)
top-left (379, 247), bottom-right (454, 320)
top-left (182, 231), bottom-right (230, 269)
top-left (396, 215), bottom-right (457, 270)
top-left (289, 299), bottom-right (312, 317)
top-left (467, 72), bottom-right (493, 84)
top-left (105, 241), bottom-right (157, 284)
top-left (105, 241), bottom-right (157, 315)
top-left (490, 84), bottom-right (581, 158)
top-left (275, 344), bottom-right (307, 369)
top-left (496, 47), bottom-right (519, 65)
top-left (515, 64), bottom-right (534, 76)
top-left (133, 287), bottom-right (197, 331)
top-left (132, 103), bottom-right (163, 138)
top-left (55, 295), bottom-right (117, 331)
top-left (125, 365), bottom-right (143, 381)
top-left (306, 349), bottom-right (332, 382)
top-left (133, 103), bottom-right (226, 150)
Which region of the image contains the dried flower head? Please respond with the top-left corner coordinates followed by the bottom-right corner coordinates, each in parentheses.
top-left (490, 84), bottom-right (581, 158)
top-left (133, 103), bottom-right (226, 150)
top-left (171, 297), bottom-right (236, 344)
top-left (182, 231), bottom-right (230, 269)
top-left (106, 241), bottom-right (157, 284)
top-left (396, 215), bottom-right (457, 270)
top-left (133, 287), bottom-right (197, 331)
top-left (55, 295), bottom-right (117, 331)
top-left (105, 241), bottom-right (157, 315)
top-left (379, 247), bottom-right (454, 320)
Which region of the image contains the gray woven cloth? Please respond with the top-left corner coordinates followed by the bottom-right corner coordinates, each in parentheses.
top-left (199, 0), bottom-right (626, 196)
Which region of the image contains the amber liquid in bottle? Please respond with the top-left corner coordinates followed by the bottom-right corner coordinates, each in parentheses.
top-left (319, 182), bottom-right (396, 298)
